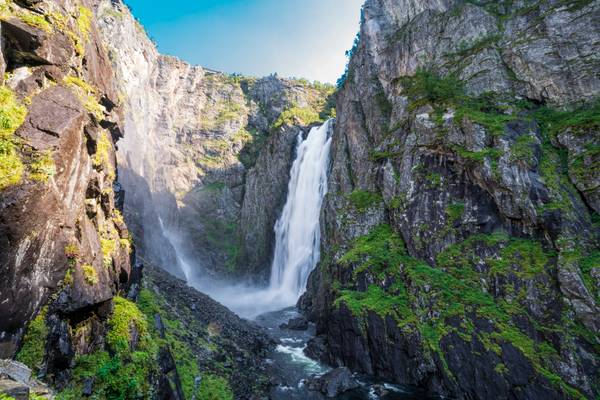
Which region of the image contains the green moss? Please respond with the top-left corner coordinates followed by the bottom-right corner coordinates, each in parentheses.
top-left (0, 86), bottom-right (27, 190)
top-left (93, 131), bottom-right (115, 180)
top-left (533, 99), bottom-right (600, 138)
top-left (17, 11), bottom-right (52, 33)
top-left (347, 190), bottom-right (382, 212)
top-left (107, 297), bottom-right (153, 354)
top-left (579, 251), bottom-right (600, 302)
top-left (203, 217), bottom-right (241, 273)
top-left (400, 70), bottom-right (514, 137)
top-left (197, 375), bottom-right (234, 400)
top-left (82, 264), bottom-right (98, 285)
top-left (452, 34), bottom-right (501, 59)
top-left (16, 307), bottom-right (48, 373)
top-left (509, 134), bottom-right (536, 165)
top-left (100, 238), bottom-right (115, 268)
top-left (445, 202), bottom-right (465, 223)
top-left (238, 127), bottom-right (267, 169)
top-left (334, 225), bottom-right (585, 398)
top-left (57, 298), bottom-right (159, 397)
top-left (339, 224), bottom-right (406, 278)
top-left (272, 106), bottom-right (322, 130)
top-left (400, 68), bottom-right (464, 111)
top-left (29, 150), bottom-right (56, 182)
top-left (63, 76), bottom-right (105, 120)
top-left (76, 6), bottom-right (92, 40)
top-left (137, 289), bottom-right (205, 398)
top-left (0, 394), bottom-right (16, 400)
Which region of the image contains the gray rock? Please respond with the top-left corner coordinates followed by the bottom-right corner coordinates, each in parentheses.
top-left (279, 316), bottom-right (309, 331)
top-left (306, 367), bottom-right (359, 398)
top-left (0, 360), bottom-right (32, 384)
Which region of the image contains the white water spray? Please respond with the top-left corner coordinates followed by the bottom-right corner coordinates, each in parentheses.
top-left (268, 120), bottom-right (333, 301)
top-left (200, 120), bottom-right (333, 317)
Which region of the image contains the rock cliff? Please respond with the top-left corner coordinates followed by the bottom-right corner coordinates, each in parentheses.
top-left (0, 0), bottom-right (274, 398)
top-left (95, 0), bottom-right (335, 280)
top-left (301, 0), bottom-right (600, 399)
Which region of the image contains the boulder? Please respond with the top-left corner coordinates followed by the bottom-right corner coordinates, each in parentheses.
top-left (305, 367), bottom-right (359, 398)
top-left (279, 316), bottom-right (308, 331)
top-left (0, 360), bottom-right (32, 384)
top-left (0, 378), bottom-right (29, 400)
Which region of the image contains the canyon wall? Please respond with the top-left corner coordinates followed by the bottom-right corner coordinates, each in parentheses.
top-left (96, 0), bottom-right (335, 281)
top-left (302, 0), bottom-right (600, 399)
top-left (0, 1), bottom-right (274, 398)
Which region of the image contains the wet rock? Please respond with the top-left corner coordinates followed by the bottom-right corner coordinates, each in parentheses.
top-left (0, 360), bottom-right (32, 384)
top-left (306, 367), bottom-right (359, 398)
top-left (0, 379), bottom-right (29, 400)
top-left (82, 377), bottom-right (94, 396)
top-left (279, 316), bottom-right (309, 331)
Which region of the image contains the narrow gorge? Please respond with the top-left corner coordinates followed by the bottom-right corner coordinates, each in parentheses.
top-left (0, 0), bottom-right (598, 399)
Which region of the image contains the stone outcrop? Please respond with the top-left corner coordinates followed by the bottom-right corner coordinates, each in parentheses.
top-left (0, 0), bottom-right (129, 365)
top-left (302, 0), bottom-right (600, 399)
top-left (96, 0), bottom-right (335, 280)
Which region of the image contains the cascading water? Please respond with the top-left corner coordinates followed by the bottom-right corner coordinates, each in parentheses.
top-left (268, 119), bottom-right (333, 303)
top-left (200, 119), bottom-right (333, 318)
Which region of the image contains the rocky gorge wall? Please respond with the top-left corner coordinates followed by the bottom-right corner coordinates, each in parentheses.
top-left (301, 0), bottom-right (600, 399)
top-left (0, 0), bottom-right (274, 398)
top-left (95, 0), bottom-right (335, 281)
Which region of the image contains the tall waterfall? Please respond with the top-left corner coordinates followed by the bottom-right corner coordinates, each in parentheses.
top-left (268, 119), bottom-right (333, 302)
top-left (190, 120), bottom-right (333, 317)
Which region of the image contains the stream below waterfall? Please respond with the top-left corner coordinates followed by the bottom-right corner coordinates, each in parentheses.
top-left (255, 307), bottom-right (438, 400)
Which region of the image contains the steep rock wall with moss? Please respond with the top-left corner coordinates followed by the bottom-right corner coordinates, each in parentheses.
top-left (95, 0), bottom-right (335, 280)
top-left (0, 0), bottom-right (131, 362)
top-left (301, 0), bottom-right (600, 399)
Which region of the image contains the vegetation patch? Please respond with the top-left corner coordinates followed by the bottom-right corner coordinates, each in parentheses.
top-left (81, 264), bottom-right (98, 285)
top-left (92, 130), bottom-right (115, 181)
top-left (347, 190), bottom-right (383, 212)
top-left (509, 133), bottom-right (536, 166)
top-left (63, 76), bottom-right (105, 120)
top-left (16, 307), bottom-right (48, 373)
top-left (272, 106), bottom-right (322, 130)
top-left (0, 86), bottom-right (27, 190)
top-left (334, 225), bottom-right (586, 398)
top-left (58, 297), bottom-right (159, 400)
top-left (197, 375), bottom-right (234, 400)
top-left (29, 150), bottom-right (56, 182)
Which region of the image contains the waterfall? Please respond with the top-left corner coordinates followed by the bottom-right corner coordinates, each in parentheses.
top-left (268, 120), bottom-right (333, 302)
top-left (188, 120), bottom-right (333, 318)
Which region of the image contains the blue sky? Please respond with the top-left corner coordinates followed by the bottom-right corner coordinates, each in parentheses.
top-left (125, 0), bottom-right (364, 83)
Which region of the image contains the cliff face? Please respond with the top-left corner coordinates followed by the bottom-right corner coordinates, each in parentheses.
top-left (96, 0), bottom-right (335, 280)
top-left (302, 0), bottom-right (600, 399)
top-left (0, 1), bottom-right (273, 399)
top-left (0, 0), bottom-right (129, 363)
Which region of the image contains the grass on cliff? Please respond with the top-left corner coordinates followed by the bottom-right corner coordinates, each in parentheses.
top-left (16, 307), bottom-right (49, 374)
top-left (347, 190), bottom-right (383, 212)
top-left (272, 106), bottom-right (322, 131)
top-left (0, 86), bottom-right (27, 190)
top-left (58, 297), bottom-right (159, 400)
top-left (137, 288), bottom-right (234, 399)
top-left (334, 224), bottom-right (589, 399)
